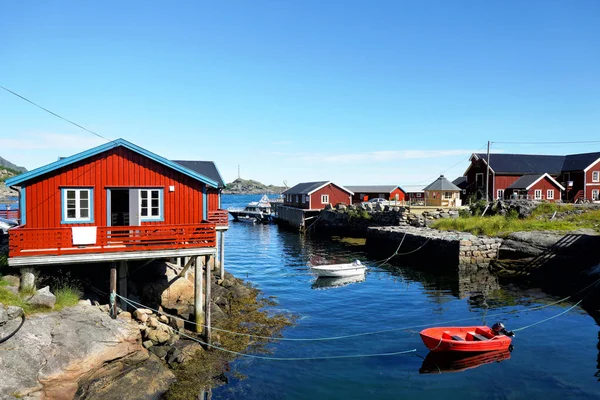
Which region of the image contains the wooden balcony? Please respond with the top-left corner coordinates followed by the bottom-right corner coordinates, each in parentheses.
top-left (8, 223), bottom-right (217, 261)
top-left (207, 209), bottom-right (229, 229)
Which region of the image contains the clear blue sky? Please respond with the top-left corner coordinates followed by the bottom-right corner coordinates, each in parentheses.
top-left (1, 1), bottom-right (598, 187)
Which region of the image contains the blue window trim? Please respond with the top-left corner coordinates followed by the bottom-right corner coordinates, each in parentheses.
top-left (61, 188), bottom-right (95, 224)
top-left (139, 188), bottom-right (164, 222)
top-left (202, 185), bottom-right (207, 220)
top-left (20, 186), bottom-right (26, 225)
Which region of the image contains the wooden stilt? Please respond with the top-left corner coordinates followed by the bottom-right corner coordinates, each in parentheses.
top-left (118, 261), bottom-right (128, 311)
top-left (109, 263), bottom-right (117, 318)
top-left (194, 255), bottom-right (204, 333)
top-left (205, 254), bottom-right (212, 345)
top-left (219, 231), bottom-right (225, 279)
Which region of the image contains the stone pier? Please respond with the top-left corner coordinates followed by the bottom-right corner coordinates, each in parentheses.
top-left (366, 226), bottom-right (502, 272)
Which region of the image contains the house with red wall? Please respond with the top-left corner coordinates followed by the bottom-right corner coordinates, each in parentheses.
top-left (282, 181), bottom-right (353, 210)
top-left (463, 151), bottom-right (600, 202)
top-left (504, 173), bottom-right (565, 202)
top-left (4, 138), bottom-right (229, 267)
top-left (344, 185), bottom-right (406, 204)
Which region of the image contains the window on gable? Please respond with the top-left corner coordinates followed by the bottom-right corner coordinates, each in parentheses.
top-left (593, 171), bottom-right (599, 183)
top-left (534, 189), bottom-right (542, 200)
top-left (547, 189), bottom-right (554, 200)
top-left (321, 194), bottom-right (329, 204)
top-left (62, 188), bottom-right (93, 223)
top-left (592, 189), bottom-right (599, 201)
top-left (140, 189), bottom-right (163, 221)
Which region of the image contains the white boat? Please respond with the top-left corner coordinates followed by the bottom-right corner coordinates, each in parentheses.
top-left (228, 194), bottom-right (273, 224)
top-left (310, 260), bottom-right (367, 277)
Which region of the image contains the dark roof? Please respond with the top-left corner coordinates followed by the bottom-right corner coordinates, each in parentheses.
top-left (283, 181), bottom-right (329, 195)
top-left (473, 153), bottom-right (565, 175)
top-left (172, 160), bottom-right (225, 188)
top-left (452, 176), bottom-right (467, 188)
top-left (344, 185), bottom-right (404, 194)
top-left (423, 175), bottom-right (461, 191)
top-left (562, 152), bottom-right (600, 172)
top-left (507, 174), bottom-right (545, 190)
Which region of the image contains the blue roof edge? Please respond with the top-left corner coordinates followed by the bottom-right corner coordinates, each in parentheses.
top-left (5, 138), bottom-right (219, 188)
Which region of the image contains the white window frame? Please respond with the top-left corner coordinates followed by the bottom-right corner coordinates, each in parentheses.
top-left (443, 191), bottom-right (453, 200)
top-left (497, 189), bottom-right (504, 200)
top-left (61, 188), bottom-right (93, 223)
top-left (534, 189), bottom-right (542, 200)
top-left (321, 194), bottom-right (329, 204)
top-left (593, 171), bottom-right (599, 183)
top-left (547, 189), bottom-right (554, 200)
top-left (592, 189), bottom-right (599, 201)
top-left (139, 189), bottom-right (163, 221)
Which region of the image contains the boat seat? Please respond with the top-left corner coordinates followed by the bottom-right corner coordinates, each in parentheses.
top-left (468, 332), bottom-right (489, 341)
top-left (451, 335), bottom-right (464, 341)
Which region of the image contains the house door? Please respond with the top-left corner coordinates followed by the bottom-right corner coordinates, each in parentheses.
top-left (108, 189), bottom-right (141, 226)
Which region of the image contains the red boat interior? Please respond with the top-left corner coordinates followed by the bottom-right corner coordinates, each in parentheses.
top-left (441, 327), bottom-right (494, 342)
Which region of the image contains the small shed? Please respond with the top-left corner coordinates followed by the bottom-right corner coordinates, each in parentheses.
top-left (282, 181), bottom-right (353, 210)
top-left (344, 185), bottom-right (406, 204)
top-left (505, 173), bottom-right (565, 202)
top-left (423, 175), bottom-right (462, 207)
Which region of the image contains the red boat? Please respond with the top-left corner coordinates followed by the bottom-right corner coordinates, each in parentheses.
top-left (420, 326), bottom-right (513, 352)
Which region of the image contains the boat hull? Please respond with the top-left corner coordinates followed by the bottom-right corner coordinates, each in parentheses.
top-left (310, 263), bottom-right (366, 278)
top-left (420, 326), bottom-right (512, 352)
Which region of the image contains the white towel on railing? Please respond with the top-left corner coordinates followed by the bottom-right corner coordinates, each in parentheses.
top-left (72, 227), bottom-right (97, 245)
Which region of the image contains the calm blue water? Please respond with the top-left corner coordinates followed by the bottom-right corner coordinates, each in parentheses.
top-left (213, 195), bottom-right (599, 400)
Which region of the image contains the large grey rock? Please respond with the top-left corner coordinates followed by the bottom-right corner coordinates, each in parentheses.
top-left (21, 271), bottom-right (36, 291)
top-left (0, 305), bottom-right (7, 325)
top-left (0, 304), bottom-right (143, 399)
top-left (27, 286), bottom-right (56, 309)
top-left (2, 275), bottom-right (20, 287)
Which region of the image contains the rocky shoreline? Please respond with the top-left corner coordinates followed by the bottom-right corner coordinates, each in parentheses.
top-left (0, 261), bottom-right (291, 400)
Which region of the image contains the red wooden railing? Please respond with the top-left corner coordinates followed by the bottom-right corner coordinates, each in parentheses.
top-left (208, 209), bottom-right (229, 227)
top-left (9, 223), bottom-right (216, 258)
top-left (0, 210), bottom-right (19, 220)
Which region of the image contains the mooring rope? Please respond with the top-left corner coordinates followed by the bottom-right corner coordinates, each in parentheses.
top-left (114, 277), bottom-right (598, 343)
top-left (119, 296), bottom-right (416, 361)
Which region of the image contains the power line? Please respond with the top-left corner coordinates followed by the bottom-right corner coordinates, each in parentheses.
top-left (0, 85), bottom-right (112, 142)
top-left (492, 140), bottom-right (600, 145)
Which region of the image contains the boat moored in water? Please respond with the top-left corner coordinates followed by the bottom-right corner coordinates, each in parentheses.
top-left (420, 324), bottom-right (513, 352)
top-left (310, 260), bottom-right (367, 278)
top-left (228, 194), bottom-right (273, 224)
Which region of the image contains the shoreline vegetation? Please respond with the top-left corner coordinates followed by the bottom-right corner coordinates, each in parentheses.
top-left (432, 202), bottom-right (600, 237)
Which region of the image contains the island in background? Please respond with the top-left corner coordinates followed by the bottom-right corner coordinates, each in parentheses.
top-left (223, 178), bottom-right (286, 195)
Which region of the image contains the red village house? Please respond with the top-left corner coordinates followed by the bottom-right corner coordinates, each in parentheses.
top-left (344, 185), bottom-right (406, 204)
top-left (504, 173), bottom-right (565, 202)
top-left (282, 181), bottom-right (353, 210)
top-left (463, 151), bottom-right (600, 202)
top-left (5, 138), bottom-right (229, 269)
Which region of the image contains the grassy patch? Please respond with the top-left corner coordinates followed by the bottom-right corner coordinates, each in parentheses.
top-left (0, 283), bottom-right (45, 314)
top-left (166, 289), bottom-right (294, 400)
top-left (54, 285), bottom-right (81, 310)
top-left (432, 209), bottom-right (600, 237)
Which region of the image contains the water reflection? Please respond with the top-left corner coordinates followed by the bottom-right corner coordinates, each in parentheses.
top-left (311, 275), bottom-right (366, 290)
top-left (419, 349), bottom-right (512, 374)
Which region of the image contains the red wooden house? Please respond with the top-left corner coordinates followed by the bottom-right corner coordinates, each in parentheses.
top-left (345, 185), bottom-right (406, 204)
top-left (282, 181), bottom-right (353, 210)
top-left (5, 138), bottom-right (229, 267)
top-left (504, 173), bottom-right (565, 202)
top-left (463, 151), bottom-right (600, 202)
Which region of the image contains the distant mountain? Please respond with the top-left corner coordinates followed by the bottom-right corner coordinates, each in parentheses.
top-left (0, 156), bottom-right (26, 173)
top-left (223, 178), bottom-right (286, 195)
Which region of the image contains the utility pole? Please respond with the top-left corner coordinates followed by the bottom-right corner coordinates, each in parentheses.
top-left (485, 141), bottom-right (491, 202)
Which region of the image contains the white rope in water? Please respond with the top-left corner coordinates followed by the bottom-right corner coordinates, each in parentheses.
top-left (115, 277), bottom-right (598, 343)
top-left (119, 296), bottom-right (416, 361)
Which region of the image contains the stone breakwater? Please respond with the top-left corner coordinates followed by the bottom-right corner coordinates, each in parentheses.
top-left (366, 226), bottom-right (502, 271)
